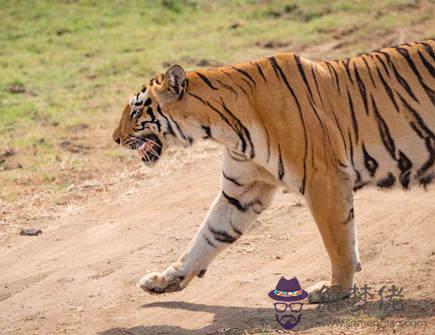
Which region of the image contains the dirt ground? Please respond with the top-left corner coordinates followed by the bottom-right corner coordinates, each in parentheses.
top-left (0, 141), bottom-right (434, 335)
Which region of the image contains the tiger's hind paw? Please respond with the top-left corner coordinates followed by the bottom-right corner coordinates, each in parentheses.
top-left (307, 280), bottom-right (351, 303)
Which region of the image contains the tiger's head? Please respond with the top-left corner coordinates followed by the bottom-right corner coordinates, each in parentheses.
top-left (112, 65), bottom-right (191, 166)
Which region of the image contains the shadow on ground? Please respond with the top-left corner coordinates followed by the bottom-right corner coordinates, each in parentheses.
top-left (99, 298), bottom-right (434, 334)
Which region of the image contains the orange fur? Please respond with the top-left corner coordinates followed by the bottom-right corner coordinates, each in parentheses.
top-left (113, 39), bottom-right (434, 302)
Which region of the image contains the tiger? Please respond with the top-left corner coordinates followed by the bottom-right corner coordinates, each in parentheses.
top-left (112, 39), bottom-right (434, 303)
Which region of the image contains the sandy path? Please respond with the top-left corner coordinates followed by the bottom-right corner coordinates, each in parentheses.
top-left (0, 149), bottom-right (434, 335)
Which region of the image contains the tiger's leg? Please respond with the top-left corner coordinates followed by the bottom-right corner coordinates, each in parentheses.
top-left (138, 175), bottom-right (276, 294)
top-left (304, 174), bottom-right (361, 303)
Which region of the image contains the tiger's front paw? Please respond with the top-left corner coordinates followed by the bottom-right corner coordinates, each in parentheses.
top-left (138, 265), bottom-right (186, 294)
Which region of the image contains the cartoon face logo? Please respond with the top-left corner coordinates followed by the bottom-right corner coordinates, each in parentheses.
top-left (268, 277), bottom-right (308, 330)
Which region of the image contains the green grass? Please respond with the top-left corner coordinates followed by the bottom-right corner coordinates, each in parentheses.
top-left (1, 0), bottom-right (432, 129)
top-left (0, 0), bottom-right (433, 200)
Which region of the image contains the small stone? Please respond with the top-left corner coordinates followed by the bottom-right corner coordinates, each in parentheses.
top-left (19, 228), bottom-right (42, 236)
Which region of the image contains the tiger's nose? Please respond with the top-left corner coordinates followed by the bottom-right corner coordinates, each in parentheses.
top-left (112, 131), bottom-right (121, 145)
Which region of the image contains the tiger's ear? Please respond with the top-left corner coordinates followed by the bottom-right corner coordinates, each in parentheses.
top-left (161, 65), bottom-right (187, 102)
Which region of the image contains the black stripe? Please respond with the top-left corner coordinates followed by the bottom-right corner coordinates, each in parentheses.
top-left (409, 121), bottom-right (425, 138)
top-left (229, 219), bottom-right (242, 236)
top-left (233, 66), bottom-right (256, 87)
top-left (222, 191), bottom-right (246, 212)
top-left (131, 108), bottom-right (142, 119)
top-left (416, 137), bottom-right (434, 178)
top-left (347, 89), bottom-right (359, 143)
top-left (202, 125), bottom-right (212, 138)
top-left (168, 115), bottom-right (190, 143)
top-left (417, 50), bottom-right (435, 77)
top-left (330, 107), bottom-right (348, 153)
top-left (371, 95), bottom-right (396, 159)
top-left (377, 173), bottom-right (396, 188)
top-left (268, 56), bottom-right (307, 194)
top-left (211, 102), bottom-right (246, 154)
top-left (374, 66), bottom-right (400, 113)
top-left (240, 77), bottom-right (255, 92)
top-left (264, 124), bottom-right (271, 163)
top-left (423, 83), bottom-right (435, 106)
top-left (216, 79), bottom-right (238, 96)
top-left (396, 92), bottom-right (435, 177)
top-left (387, 56), bottom-right (419, 103)
top-left (420, 173), bottom-right (434, 188)
top-left (343, 208), bottom-right (354, 225)
top-left (311, 64), bottom-right (325, 107)
top-left (146, 107), bottom-right (154, 120)
top-left (268, 57), bottom-right (281, 79)
top-left (419, 41), bottom-right (435, 61)
top-left (343, 58), bottom-right (354, 84)
top-left (377, 50), bottom-right (393, 66)
top-left (395, 46), bottom-right (432, 94)
top-left (413, 49), bottom-right (435, 122)
top-left (396, 93), bottom-right (435, 138)
top-left (361, 55), bottom-right (377, 88)
top-left (196, 72), bottom-right (218, 90)
top-left (236, 83), bottom-right (249, 97)
top-left (208, 226), bottom-right (238, 243)
top-left (308, 97), bottom-right (327, 134)
top-left (221, 70), bottom-right (249, 97)
top-left (353, 64), bottom-right (370, 115)
top-left (156, 105), bottom-right (175, 136)
top-left (187, 91), bottom-right (207, 105)
top-left (202, 234), bottom-right (216, 248)
top-left (144, 98), bottom-right (152, 106)
top-left (227, 148), bottom-right (249, 162)
top-left (362, 143), bottom-right (379, 177)
top-left (294, 54), bottom-right (314, 100)
top-left (397, 150), bottom-right (413, 189)
top-left (325, 61), bottom-right (341, 93)
top-left (374, 53), bottom-right (391, 77)
top-left (348, 131), bottom-right (363, 191)
top-left (254, 62), bottom-right (267, 82)
top-left (220, 99), bottom-right (255, 158)
top-left (189, 91), bottom-right (253, 158)
top-left (222, 171), bottom-right (243, 187)
top-left (277, 144), bottom-right (284, 180)
top-left (372, 95), bottom-right (415, 189)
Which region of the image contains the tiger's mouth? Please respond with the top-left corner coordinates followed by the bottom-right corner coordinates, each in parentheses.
top-left (135, 134), bottom-right (163, 164)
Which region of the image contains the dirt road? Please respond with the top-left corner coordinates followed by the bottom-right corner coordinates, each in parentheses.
top-left (0, 144), bottom-right (434, 334)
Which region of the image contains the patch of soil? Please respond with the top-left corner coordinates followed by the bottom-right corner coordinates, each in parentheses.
top-left (58, 140), bottom-right (91, 154)
top-left (6, 83), bottom-right (36, 96)
top-left (266, 4), bottom-right (298, 18)
top-left (66, 123), bottom-right (90, 133)
top-left (256, 40), bottom-right (291, 49)
top-left (0, 147), bottom-right (23, 171)
top-left (229, 22), bottom-right (242, 29)
top-left (163, 58), bottom-right (224, 68)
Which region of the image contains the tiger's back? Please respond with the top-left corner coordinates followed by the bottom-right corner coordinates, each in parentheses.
top-left (315, 40), bottom-right (435, 190)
